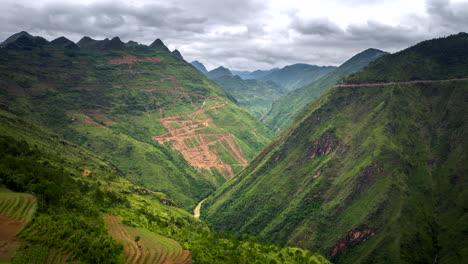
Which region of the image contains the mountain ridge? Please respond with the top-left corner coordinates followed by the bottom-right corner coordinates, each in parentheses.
top-left (263, 48), bottom-right (388, 132)
top-left (202, 33), bottom-right (468, 264)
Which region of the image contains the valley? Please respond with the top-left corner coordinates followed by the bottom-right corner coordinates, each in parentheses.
top-left (0, 26), bottom-right (466, 264)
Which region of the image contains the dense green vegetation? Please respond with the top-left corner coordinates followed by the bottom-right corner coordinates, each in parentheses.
top-left (259, 63), bottom-right (336, 91)
top-left (346, 33), bottom-right (468, 83)
top-left (0, 110), bottom-right (328, 263)
top-left (203, 34), bottom-right (468, 263)
top-left (0, 32), bottom-right (330, 263)
top-left (191, 60), bottom-right (208, 74)
top-left (230, 68), bottom-right (279, 80)
top-left (196, 62), bottom-right (336, 120)
top-left (0, 32), bottom-right (273, 209)
top-left (206, 66), bottom-right (233, 79)
top-left (210, 75), bottom-right (287, 119)
top-left (263, 48), bottom-right (387, 132)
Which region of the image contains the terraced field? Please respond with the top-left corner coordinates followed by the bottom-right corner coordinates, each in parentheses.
top-left (0, 188), bottom-right (37, 262)
top-left (105, 215), bottom-right (191, 264)
top-left (152, 97), bottom-right (249, 180)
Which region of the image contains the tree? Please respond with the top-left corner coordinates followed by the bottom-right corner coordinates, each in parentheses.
top-left (135, 235), bottom-right (141, 248)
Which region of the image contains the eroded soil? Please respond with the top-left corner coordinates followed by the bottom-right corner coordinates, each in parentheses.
top-left (152, 97), bottom-right (248, 180)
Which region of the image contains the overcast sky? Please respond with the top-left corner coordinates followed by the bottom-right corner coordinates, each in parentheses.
top-left (1, 0), bottom-right (467, 70)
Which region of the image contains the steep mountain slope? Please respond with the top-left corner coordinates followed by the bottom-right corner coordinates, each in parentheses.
top-left (261, 63), bottom-right (336, 91)
top-left (263, 48), bottom-right (388, 132)
top-left (0, 111), bottom-right (328, 264)
top-left (190, 60), bottom-right (208, 74)
top-left (210, 75), bottom-right (287, 119)
top-left (203, 33), bottom-right (468, 263)
top-left (0, 32), bottom-right (273, 209)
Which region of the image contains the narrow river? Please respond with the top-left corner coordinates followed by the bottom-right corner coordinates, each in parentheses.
top-left (193, 199), bottom-right (206, 218)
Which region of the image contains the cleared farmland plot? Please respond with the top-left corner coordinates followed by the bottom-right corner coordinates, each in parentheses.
top-left (105, 215), bottom-right (191, 264)
top-left (0, 188), bottom-right (37, 262)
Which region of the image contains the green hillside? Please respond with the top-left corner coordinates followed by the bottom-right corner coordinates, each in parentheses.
top-left (346, 32), bottom-right (468, 83)
top-left (263, 48), bottom-right (387, 133)
top-left (190, 60), bottom-right (208, 74)
top-left (260, 63), bottom-right (336, 91)
top-left (210, 75), bottom-right (287, 119)
top-left (0, 110), bottom-right (328, 264)
top-left (202, 33), bottom-right (468, 263)
top-left (0, 32), bottom-right (273, 210)
top-left (206, 66), bottom-right (233, 79)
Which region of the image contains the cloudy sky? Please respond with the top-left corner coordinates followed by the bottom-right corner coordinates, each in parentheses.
top-left (1, 0), bottom-right (467, 70)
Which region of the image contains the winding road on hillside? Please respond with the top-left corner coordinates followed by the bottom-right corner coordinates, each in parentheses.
top-left (151, 96), bottom-right (249, 180)
top-left (336, 77), bottom-right (468, 87)
top-left (107, 55), bottom-right (250, 180)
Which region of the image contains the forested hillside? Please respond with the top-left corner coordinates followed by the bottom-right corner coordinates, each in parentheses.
top-left (263, 48), bottom-right (387, 132)
top-left (0, 32), bottom-right (273, 210)
top-left (203, 33), bottom-right (468, 264)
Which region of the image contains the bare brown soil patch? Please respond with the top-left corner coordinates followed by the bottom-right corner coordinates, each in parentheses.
top-left (77, 117), bottom-right (106, 128)
top-left (0, 192), bottom-right (37, 262)
top-left (330, 228), bottom-right (375, 257)
top-left (152, 98), bottom-right (248, 180)
top-left (109, 55), bottom-right (162, 65)
top-left (0, 215), bottom-right (23, 262)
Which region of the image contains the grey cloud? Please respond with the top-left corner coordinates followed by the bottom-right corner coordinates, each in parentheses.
top-left (1, 1), bottom-right (208, 42)
top-left (291, 17), bottom-right (344, 36)
top-left (426, 0), bottom-right (468, 31)
top-left (1, 0), bottom-right (466, 71)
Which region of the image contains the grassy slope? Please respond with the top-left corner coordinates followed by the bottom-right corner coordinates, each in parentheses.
top-left (0, 40), bottom-right (272, 209)
top-left (263, 48), bottom-right (387, 133)
top-left (260, 64), bottom-right (336, 92)
top-left (203, 34), bottom-right (468, 263)
top-left (0, 111), bottom-right (328, 264)
top-left (212, 75), bottom-right (287, 119)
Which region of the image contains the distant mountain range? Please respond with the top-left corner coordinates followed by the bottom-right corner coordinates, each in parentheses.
top-left (191, 61), bottom-right (336, 122)
top-left (202, 33), bottom-right (468, 264)
top-left (263, 48), bottom-right (388, 132)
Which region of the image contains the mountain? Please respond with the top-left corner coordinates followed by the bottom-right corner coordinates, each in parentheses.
top-left (0, 31), bottom-right (48, 49)
top-left (190, 60), bottom-right (209, 74)
top-left (149, 38), bottom-right (171, 52)
top-left (0, 32), bottom-right (273, 210)
top-left (0, 31), bottom-right (330, 264)
top-left (263, 48), bottom-right (388, 132)
top-left (261, 64), bottom-right (336, 91)
top-left (210, 75), bottom-right (287, 119)
top-left (202, 33), bottom-right (468, 263)
top-left (50, 36), bottom-right (79, 50)
top-left (231, 68), bottom-right (279, 80)
top-left (206, 66), bottom-right (232, 79)
top-left (204, 63), bottom-right (334, 121)
top-left (0, 108), bottom-right (328, 264)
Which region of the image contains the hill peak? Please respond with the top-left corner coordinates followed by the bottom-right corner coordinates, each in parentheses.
top-left (207, 66), bottom-right (232, 79)
top-left (2, 31), bottom-right (48, 48)
top-left (149, 38), bottom-right (170, 52)
top-left (51, 36), bottom-right (79, 50)
top-left (105, 37), bottom-right (126, 50)
top-left (172, 49), bottom-right (184, 60)
top-left (190, 61), bottom-right (209, 74)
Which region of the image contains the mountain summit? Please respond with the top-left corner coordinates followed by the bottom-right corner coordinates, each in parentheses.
top-left (150, 38), bottom-right (170, 52)
top-left (206, 66), bottom-right (232, 79)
